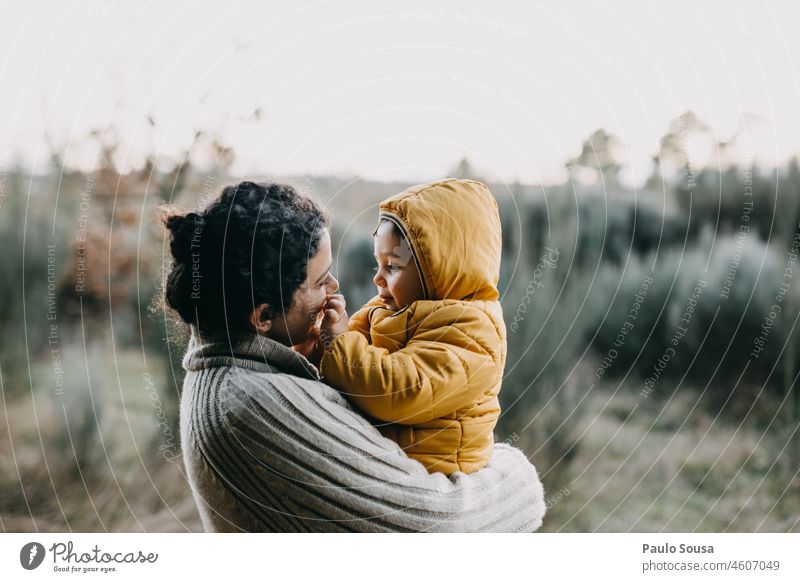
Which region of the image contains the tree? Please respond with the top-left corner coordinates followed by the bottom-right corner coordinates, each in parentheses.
top-left (565, 128), bottom-right (624, 186)
top-left (653, 111), bottom-right (711, 187)
top-left (449, 156), bottom-right (479, 180)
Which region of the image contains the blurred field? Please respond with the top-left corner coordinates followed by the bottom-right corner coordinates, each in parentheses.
top-left (1, 117), bottom-right (799, 531)
top-left (539, 373), bottom-right (800, 532)
top-left (0, 330), bottom-right (201, 532)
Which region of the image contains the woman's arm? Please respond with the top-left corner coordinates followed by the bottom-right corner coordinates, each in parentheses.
top-left (216, 371), bottom-right (545, 532)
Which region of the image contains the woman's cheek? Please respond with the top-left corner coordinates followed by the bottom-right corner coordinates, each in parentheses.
top-left (314, 287), bottom-right (328, 310)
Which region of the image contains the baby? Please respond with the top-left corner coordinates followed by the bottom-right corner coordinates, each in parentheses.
top-left (320, 179), bottom-right (506, 475)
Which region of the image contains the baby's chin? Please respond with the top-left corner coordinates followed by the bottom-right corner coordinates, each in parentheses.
top-left (379, 297), bottom-right (399, 311)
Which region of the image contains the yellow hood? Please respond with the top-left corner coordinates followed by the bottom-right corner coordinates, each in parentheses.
top-left (378, 179), bottom-right (502, 302)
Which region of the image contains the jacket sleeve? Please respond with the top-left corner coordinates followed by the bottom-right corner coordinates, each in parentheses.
top-left (347, 295), bottom-right (384, 340)
top-left (320, 303), bottom-right (500, 424)
top-left (217, 373), bottom-right (545, 532)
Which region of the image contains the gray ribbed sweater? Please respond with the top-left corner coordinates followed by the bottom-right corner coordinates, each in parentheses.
top-left (180, 326), bottom-right (545, 532)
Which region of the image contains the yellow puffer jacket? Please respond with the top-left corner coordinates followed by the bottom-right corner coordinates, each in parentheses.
top-left (321, 179), bottom-right (506, 475)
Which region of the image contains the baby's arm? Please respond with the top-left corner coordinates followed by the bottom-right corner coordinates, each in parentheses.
top-left (320, 304), bottom-right (500, 425)
top-left (347, 295), bottom-right (384, 340)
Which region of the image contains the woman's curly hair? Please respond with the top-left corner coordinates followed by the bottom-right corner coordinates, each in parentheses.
top-left (162, 181), bottom-right (330, 336)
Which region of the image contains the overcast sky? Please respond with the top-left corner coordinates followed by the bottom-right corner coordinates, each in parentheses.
top-left (1, 0), bottom-right (799, 185)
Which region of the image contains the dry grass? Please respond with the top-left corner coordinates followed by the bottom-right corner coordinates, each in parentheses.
top-left (0, 332), bottom-right (202, 532)
top-left (539, 374), bottom-right (800, 532)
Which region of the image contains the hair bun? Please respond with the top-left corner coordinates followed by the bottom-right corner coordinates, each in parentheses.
top-left (166, 212), bottom-right (203, 263)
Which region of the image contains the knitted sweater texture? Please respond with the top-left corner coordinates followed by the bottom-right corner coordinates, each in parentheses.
top-left (180, 326), bottom-right (546, 532)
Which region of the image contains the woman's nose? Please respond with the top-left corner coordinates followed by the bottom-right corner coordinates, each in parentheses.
top-left (327, 273), bottom-right (340, 293)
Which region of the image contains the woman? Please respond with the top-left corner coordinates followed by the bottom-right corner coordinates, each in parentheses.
top-left (163, 180), bottom-right (545, 532)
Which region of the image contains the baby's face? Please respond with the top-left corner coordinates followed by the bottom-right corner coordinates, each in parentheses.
top-left (372, 221), bottom-right (424, 311)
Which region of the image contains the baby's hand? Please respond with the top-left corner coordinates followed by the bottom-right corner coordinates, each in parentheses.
top-left (320, 293), bottom-right (349, 344)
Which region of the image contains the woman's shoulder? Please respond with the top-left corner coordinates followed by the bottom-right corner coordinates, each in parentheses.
top-left (194, 365), bottom-right (412, 469)
top-left (217, 366), bottom-right (343, 400)
top-left (215, 366), bottom-right (351, 417)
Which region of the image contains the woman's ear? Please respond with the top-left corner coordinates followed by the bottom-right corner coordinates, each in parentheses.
top-left (249, 303), bottom-right (273, 335)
